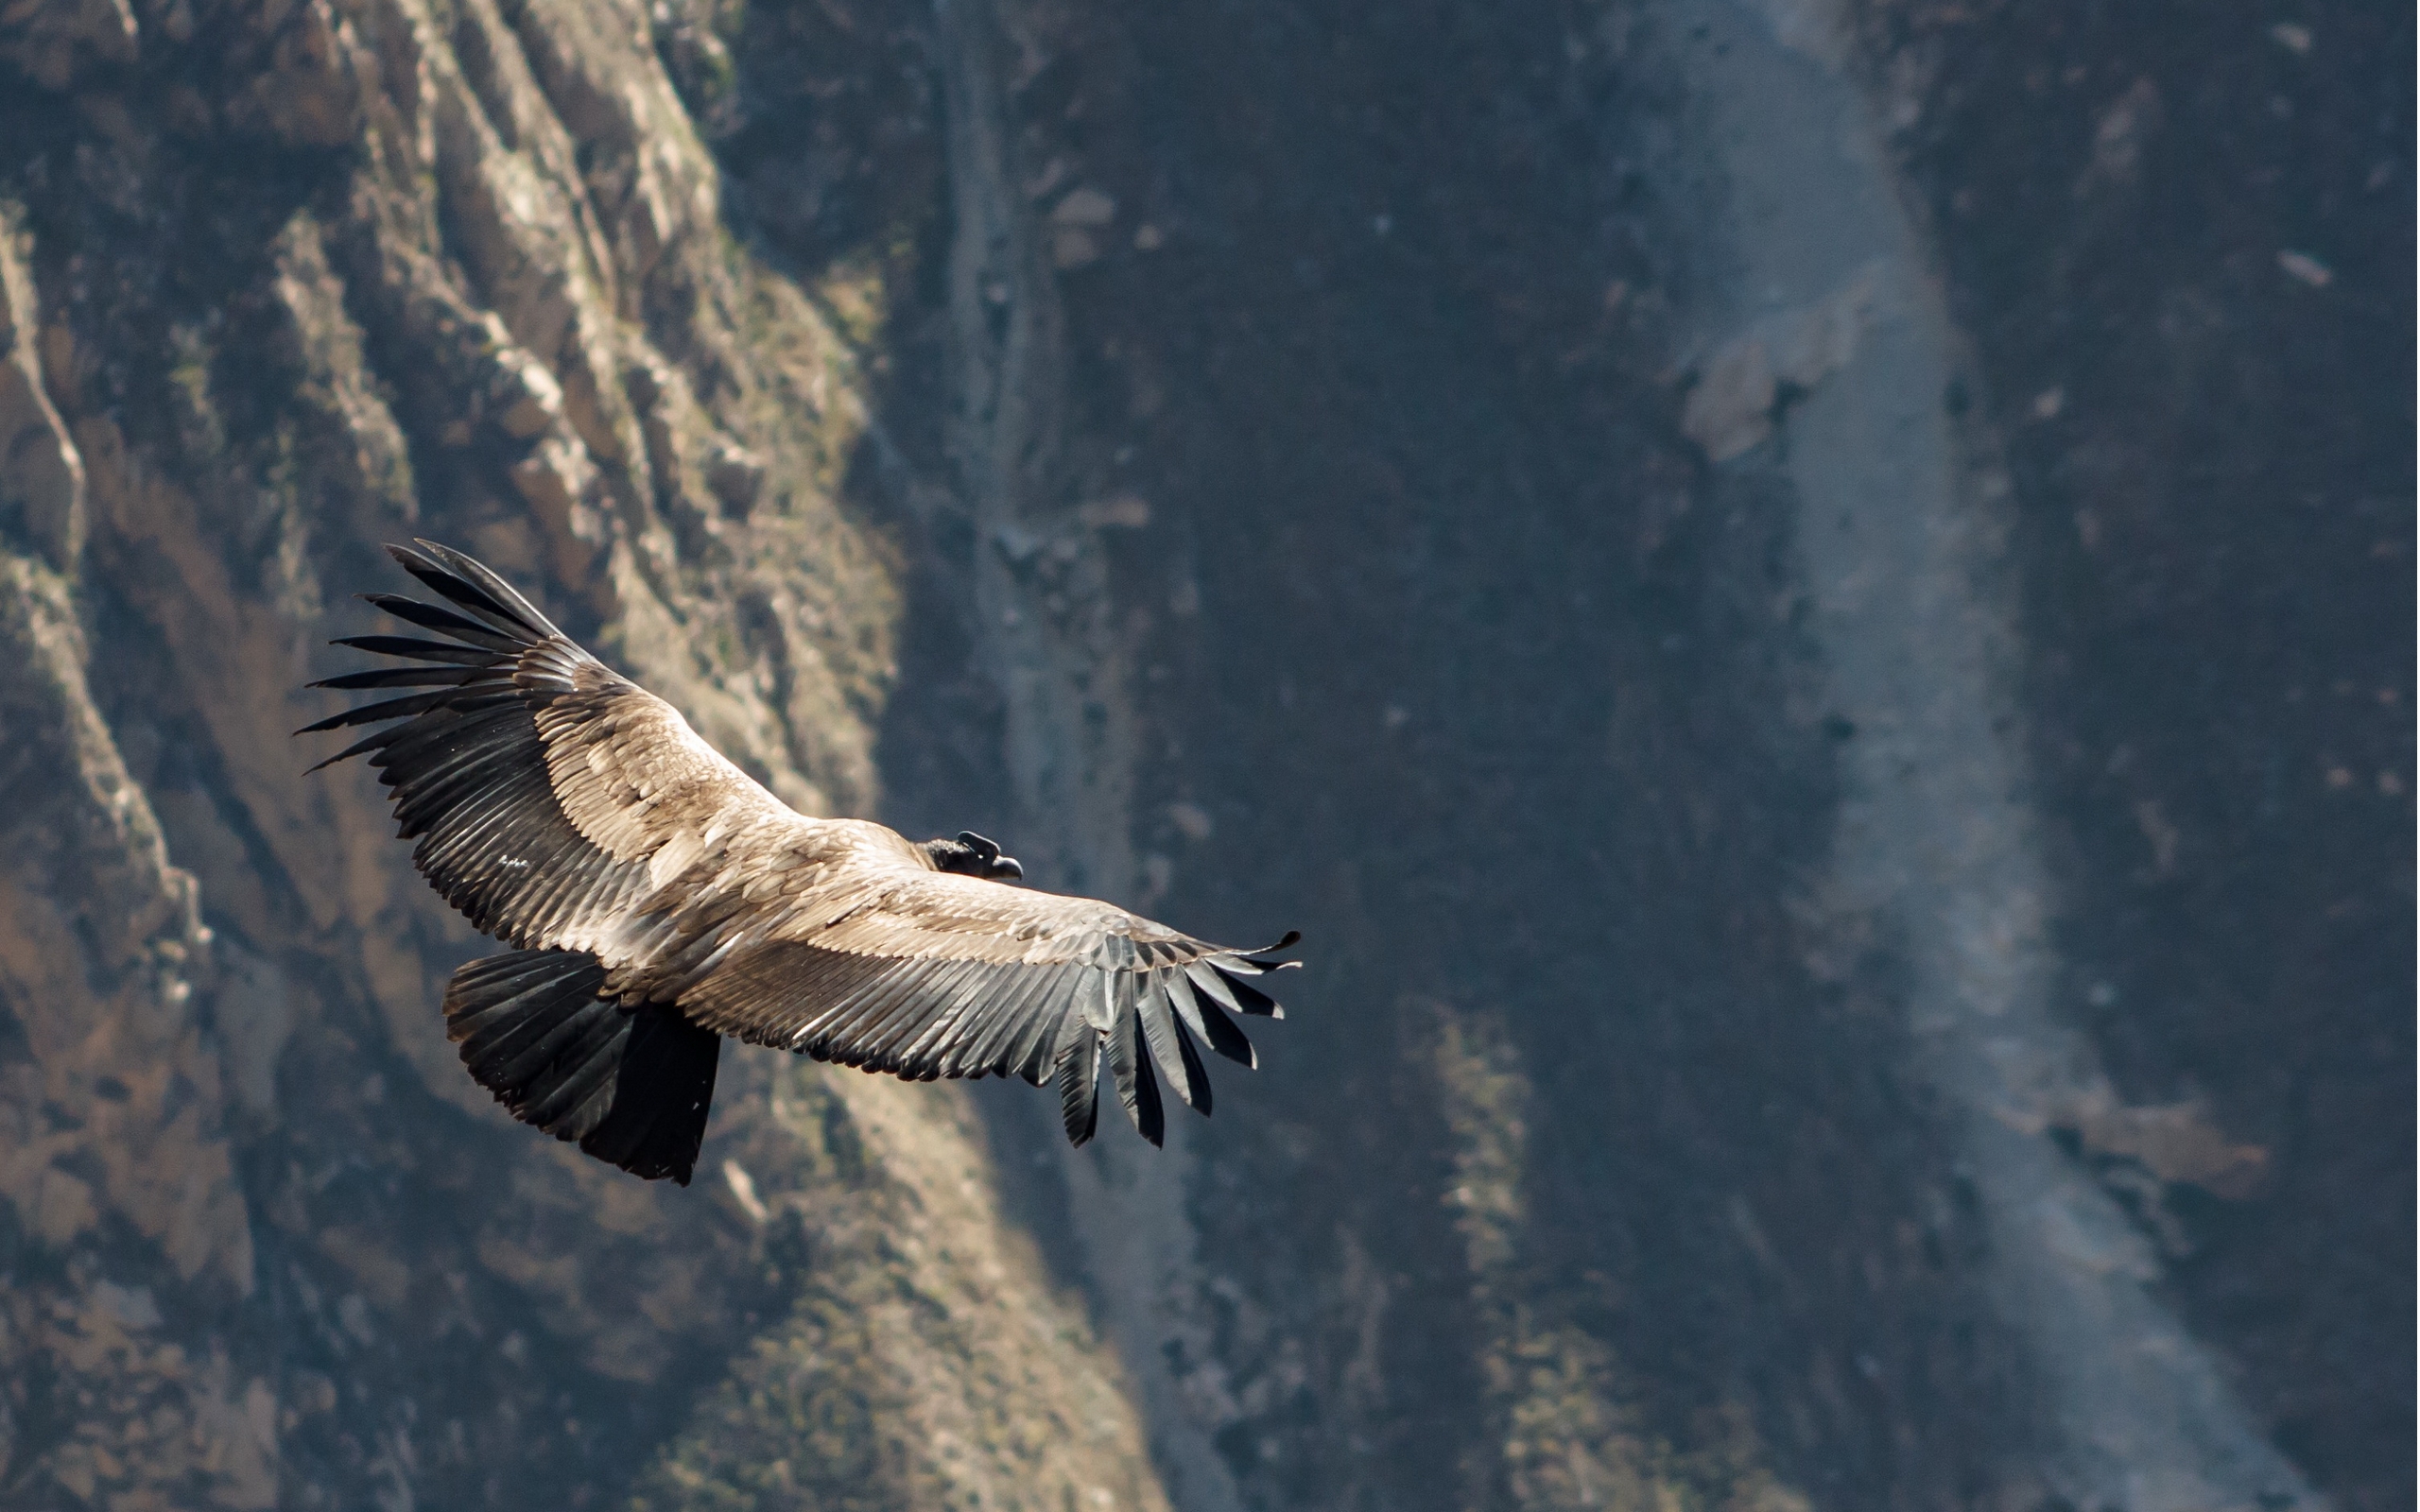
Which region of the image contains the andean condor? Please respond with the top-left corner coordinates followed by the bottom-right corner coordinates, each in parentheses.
top-left (302, 541), bottom-right (1297, 1183)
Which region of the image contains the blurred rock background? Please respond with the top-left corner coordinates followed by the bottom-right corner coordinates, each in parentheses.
top-left (0, 0), bottom-right (2404, 1508)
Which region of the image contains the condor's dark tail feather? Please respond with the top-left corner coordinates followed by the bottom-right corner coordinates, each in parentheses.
top-left (442, 950), bottom-right (721, 1184)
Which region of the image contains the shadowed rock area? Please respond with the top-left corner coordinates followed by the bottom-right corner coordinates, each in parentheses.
top-left (0, 0), bottom-right (2404, 1508)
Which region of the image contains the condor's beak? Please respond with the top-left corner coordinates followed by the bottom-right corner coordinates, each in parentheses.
top-left (988, 856), bottom-right (1025, 882)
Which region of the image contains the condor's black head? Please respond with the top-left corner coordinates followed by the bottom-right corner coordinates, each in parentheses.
top-left (924, 831), bottom-right (1025, 882)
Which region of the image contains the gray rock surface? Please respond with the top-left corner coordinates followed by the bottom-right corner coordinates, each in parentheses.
top-left (0, 0), bottom-right (2402, 1507)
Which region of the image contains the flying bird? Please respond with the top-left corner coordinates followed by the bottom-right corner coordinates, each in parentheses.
top-left (301, 541), bottom-right (1296, 1184)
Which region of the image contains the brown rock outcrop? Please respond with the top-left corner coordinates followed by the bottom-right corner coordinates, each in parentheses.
top-left (0, 0), bottom-right (1165, 1505)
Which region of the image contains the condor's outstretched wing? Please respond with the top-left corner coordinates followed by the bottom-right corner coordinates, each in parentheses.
top-left (666, 858), bottom-right (1299, 1146)
top-left (302, 541), bottom-right (1296, 1153)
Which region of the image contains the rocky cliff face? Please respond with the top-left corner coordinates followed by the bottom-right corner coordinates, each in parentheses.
top-left (0, 0), bottom-right (1164, 1506)
top-left (0, 0), bottom-right (2404, 1509)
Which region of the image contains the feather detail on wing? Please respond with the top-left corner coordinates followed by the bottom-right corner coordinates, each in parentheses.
top-left (300, 543), bottom-right (656, 954)
top-left (299, 541), bottom-right (797, 958)
top-left (666, 861), bottom-right (1300, 1145)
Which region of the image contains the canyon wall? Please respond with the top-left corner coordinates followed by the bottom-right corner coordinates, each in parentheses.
top-left (0, 1), bottom-right (1161, 1505)
top-left (0, 0), bottom-right (2404, 1508)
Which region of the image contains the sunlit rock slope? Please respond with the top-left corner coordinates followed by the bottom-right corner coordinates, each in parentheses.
top-left (0, 0), bottom-right (2403, 1508)
top-left (0, 0), bottom-right (1164, 1505)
